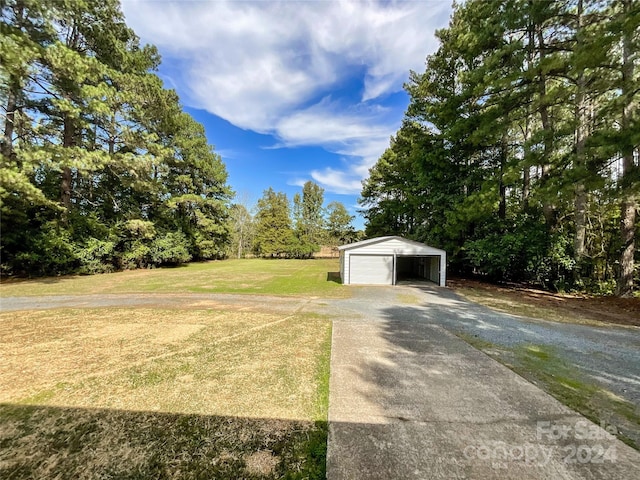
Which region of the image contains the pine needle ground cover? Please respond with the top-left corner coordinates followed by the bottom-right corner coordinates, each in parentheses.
top-left (0, 301), bottom-right (331, 478)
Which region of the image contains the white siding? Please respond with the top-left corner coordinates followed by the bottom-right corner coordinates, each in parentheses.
top-left (344, 238), bottom-right (444, 256)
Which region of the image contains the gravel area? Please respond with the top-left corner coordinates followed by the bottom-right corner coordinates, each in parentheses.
top-left (0, 293), bottom-right (309, 314)
top-left (332, 284), bottom-right (640, 408)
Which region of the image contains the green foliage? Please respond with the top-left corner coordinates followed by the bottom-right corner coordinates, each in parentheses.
top-left (149, 232), bottom-right (192, 266)
top-left (293, 181), bottom-right (325, 250)
top-left (76, 238), bottom-right (116, 274)
top-left (252, 185), bottom-right (356, 258)
top-left (465, 217), bottom-right (549, 283)
top-left (12, 222), bottom-right (77, 276)
top-left (253, 188), bottom-right (297, 258)
top-left (360, 0), bottom-right (639, 294)
top-left (119, 241), bottom-right (151, 270)
top-left (0, 0), bottom-right (231, 277)
top-left (326, 201), bottom-right (357, 246)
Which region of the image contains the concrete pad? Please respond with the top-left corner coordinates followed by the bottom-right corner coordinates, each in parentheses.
top-left (327, 308), bottom-right (640, 479)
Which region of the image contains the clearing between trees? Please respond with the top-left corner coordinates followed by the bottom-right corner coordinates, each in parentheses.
top-left (0, 260), bottom-right (339, 479)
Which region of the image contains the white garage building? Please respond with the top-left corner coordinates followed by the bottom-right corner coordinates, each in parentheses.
top-left (339, 236), bottom-right (446, 286)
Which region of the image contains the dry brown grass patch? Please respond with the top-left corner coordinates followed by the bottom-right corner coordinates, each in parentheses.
top-left (0, 305), bottom-right (330, 479)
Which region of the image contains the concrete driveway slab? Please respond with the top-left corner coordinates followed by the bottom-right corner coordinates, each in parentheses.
top-left (326, 288), bottom-right (640, 480)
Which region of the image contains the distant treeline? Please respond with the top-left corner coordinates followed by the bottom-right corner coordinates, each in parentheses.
top-left (360, 0), bottom-right (638, 296)
top-left (230, 182), bottom-right (360, 260)
top-left (0, 1), bottom-right (357, 276)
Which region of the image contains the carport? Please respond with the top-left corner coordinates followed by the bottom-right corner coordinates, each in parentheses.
top-left (338, 236), bottom-right (446, 286)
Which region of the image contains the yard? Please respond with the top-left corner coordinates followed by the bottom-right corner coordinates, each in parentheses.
top-left (0, 259), bottom-right (340, 479)
top-left (2, 259), bottom-right (638, 477)
top-left (0, 258), bottom-right (346, 298)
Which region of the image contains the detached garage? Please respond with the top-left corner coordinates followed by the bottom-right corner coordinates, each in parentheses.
top-left (339, 236), bottom-right (446, 286)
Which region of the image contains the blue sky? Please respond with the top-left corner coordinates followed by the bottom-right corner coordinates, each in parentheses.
top-left (121, 0), bottom-right (453, 229)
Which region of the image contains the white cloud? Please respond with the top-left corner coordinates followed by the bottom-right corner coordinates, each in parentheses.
top-left (310, 167), bottom-right (364, 195)
top-left (121, 0), bottom-right (451, 193)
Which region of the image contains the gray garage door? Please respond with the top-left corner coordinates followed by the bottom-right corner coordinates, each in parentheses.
top-left (349, 254), bottom-right (394, 285)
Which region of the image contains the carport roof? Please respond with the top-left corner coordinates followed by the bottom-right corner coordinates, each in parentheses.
top-left (338, 235), bottom-right (445, 253)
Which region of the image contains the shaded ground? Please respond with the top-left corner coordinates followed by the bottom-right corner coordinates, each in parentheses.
top-left (448, 277), bottom-right (640, 327)
top-left (1, 405), bottom-right (324, 480)
top-left (326, 284), bottom-right (640, 450)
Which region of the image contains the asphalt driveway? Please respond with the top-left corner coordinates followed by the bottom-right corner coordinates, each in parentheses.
top-left (324, 285), bottom-right (640, 479)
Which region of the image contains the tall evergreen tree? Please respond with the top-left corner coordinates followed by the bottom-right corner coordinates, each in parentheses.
top-left (253, 188), bottom-right (296, 258)
top-left (361, 0), bottom-right (638, 293)
top-left (0, 0), bottom-right (232, 275)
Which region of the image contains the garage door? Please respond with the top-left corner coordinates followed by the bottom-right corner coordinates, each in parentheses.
top-left (349, 254), bottom-right (394, 285)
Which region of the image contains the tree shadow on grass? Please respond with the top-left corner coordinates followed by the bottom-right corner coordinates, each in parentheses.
top-left (326, 272), bottom-right (341, 284)
top-left (0, 403), bottom-right (327, 480)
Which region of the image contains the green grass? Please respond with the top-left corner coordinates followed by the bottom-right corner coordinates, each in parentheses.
top-left (459, 335), bottom-right (640, 450)
top-left (0, 258), bottom-right (348, 298)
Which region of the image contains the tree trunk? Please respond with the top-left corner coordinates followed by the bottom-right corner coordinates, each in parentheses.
top-left (619, 197), bottom-right (636, 296)
top-left (573, 0), bottom-right (588, 280)
top-left (618, 0), bottom-right (637, 296)
top-left (60, 21), bottom-right (81, 212)
top-left (536, 28), bottom-right (555, 226)
top-left (1, 3), bottom-right (25, 161)
top-left (499, 136), bottom-right (507, 221)
top-left (1, 88), bottom-right (16, 159)
top-left (61, 114), bottom-right (75, 210)
top-left (521, 10), bottom-right (534, 212)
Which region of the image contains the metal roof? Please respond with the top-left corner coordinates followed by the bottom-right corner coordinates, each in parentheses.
top-left (338, 236), bottom-right (445, 253)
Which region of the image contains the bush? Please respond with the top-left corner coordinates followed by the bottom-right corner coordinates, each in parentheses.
top-left (76, 238), bottom-right (116, 274)
top-left (120, 241), bottom-right (152, 270)
top-left (465, 217), bottom-right (548, 283)
top-left (286, 238), bottom-right (318, 259)
top-left (150, 232), bottom-right (192, 266)
top-left (12, 222), bottom-right (78, 276)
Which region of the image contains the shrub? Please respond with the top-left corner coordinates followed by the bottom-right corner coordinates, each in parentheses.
top-left (13, 222), bottom-right (77, 276)
top-left (76, 238), bottom-right (117, 274)
top-left (150, 232), bottom-right (192, 266)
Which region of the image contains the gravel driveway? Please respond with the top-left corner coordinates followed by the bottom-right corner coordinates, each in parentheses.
top-left (397, 284), bottom-right (640, 407)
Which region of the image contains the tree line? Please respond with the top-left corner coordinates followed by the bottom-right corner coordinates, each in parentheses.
top-left (360, 0), bottom-right (638, 296)
top-left (0, 1), bottom-right (357, 276)
top-left (229, 181), bottom-right (359, 259)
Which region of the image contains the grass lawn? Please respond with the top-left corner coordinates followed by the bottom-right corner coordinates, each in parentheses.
top-left (0, 304), bottom-right (332, 479)
top-left (0, 258), bottom-right (347, 298)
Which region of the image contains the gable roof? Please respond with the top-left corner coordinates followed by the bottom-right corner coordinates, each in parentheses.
top-left (338, 236), bottom-right (445, 253)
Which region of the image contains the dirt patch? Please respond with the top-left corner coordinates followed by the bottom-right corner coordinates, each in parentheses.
top-left (448, 277), bottom-right (640, 327)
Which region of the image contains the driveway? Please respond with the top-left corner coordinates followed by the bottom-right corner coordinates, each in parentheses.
top-left (323, 285), bottom-right (640, 479)
top-left (3, 286), bottom-right (640, 478)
